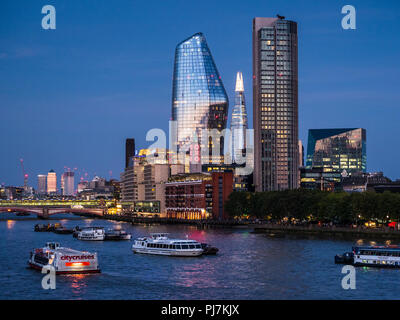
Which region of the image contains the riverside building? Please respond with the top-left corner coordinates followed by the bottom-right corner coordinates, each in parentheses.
top-left (253, 16), bottom-right (299, 191)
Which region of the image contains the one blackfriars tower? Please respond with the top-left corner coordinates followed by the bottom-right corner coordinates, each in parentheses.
top-left (171, 32), bottom-right (229, 169)
top-left (253, 16), bottom-right (299, 191)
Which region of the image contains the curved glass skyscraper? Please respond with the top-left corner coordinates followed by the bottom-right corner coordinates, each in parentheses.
top-left (172, 33), bottom-right (228, 166)
top-left (230, 72), bottom-right (248, 163)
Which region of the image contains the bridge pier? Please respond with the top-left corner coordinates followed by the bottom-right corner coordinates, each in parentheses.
top-left (41, 208), bottom-right (49, 219)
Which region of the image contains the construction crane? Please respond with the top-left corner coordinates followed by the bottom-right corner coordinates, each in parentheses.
top-left (20, 158), bottom-right (28, 189)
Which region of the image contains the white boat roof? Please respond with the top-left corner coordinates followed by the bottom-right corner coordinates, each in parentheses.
top-left (41, 243), bottom-right (94, 255)
top-left (136, 237), bottom-right (199, 244)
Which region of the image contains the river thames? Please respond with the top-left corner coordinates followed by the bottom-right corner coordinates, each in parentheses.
top-left (0, 213), bottom-right (398, 300)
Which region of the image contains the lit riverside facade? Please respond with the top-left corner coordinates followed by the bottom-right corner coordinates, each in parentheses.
top-left (253, 17), bottom-right (299, 191)
top-left (306, 128), bottom-right (367, 174)
top-left (171, 32), bottom-right (229, 168)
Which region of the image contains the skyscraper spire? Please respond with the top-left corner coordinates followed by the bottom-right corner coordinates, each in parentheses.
top-left (235, 71), bottom-right (244, 92)
top-left (230, 71), bottom-right (248, 164)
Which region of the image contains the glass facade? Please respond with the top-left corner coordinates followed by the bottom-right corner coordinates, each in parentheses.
top-left (253, 17), bottom-right (299, 191)
top-left (230, 71), bottom-right (248, 164)
top-left (306, 128), bottom-right (367, 173)
top-left (172, 33), bottom-right (228, 166)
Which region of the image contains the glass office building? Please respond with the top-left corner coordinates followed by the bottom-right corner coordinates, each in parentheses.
top-left (172, 32), bottom-right (228, 166)
top-left (230, 71), bottom-right (248, 164)
top-left (253, 17), bottom-right (299, 191)
top-left (306, 128), bottom-right (366, 173)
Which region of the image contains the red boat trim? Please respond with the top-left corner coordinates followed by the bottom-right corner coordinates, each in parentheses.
top-left (28, 263), bottom-right (101, 274)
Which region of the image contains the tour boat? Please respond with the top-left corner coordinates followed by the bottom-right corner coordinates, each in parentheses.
top-left (76, 227), bottom-right (105, 241)
top-left (105, 227), bottom-right (132, 240)
top-left (335, 245), bottom-right (400, 268)
top-left (28, 242), bottom-right (100, 274)
top-left (132, 233), bottom-right (203, 256)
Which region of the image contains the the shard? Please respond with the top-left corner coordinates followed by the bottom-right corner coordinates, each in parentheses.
top-left (230, 71), bottom-right (248, 164)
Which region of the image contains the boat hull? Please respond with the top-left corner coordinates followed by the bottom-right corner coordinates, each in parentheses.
top-left (28, 262), bottom-right (101, 274)
top-left (132, 247), bottom-right (203, 257)
top-left (353, 262), bottom-right (400, 268)
top-left (77, 235), bottom-right (105, 241)
top-left (105, 235), bottom-right (131, 240)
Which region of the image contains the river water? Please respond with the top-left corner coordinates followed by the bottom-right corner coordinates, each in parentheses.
top-left (0, 213), bottom-right (398, 300)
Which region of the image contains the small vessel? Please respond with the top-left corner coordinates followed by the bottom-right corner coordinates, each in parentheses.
top-left (335, 246), bottom-right (400, 268)
top-left (16, 212), bottom-right (30, 216)
top-left (34, 223), bottom-right (59, 232)
top-left (34, 224), bottom-right (50, 232)
top-left (201, 243), bottom-right (219, 255)
top-left (53, 226), bottom-right (74, 234)
top-left (28, 242), bottom-right (100, 274)
top-left (334, 252), bottom-right (354, 264)
top-left (132, 233), bottom-right (203, 257)
top-left (105, 227), bottom-right (131, 240)
top-left (77, 227), bottom-right (105, 241)
top-left (72, 226), bottom-right (82, 238)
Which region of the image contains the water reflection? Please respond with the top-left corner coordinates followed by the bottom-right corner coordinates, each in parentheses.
top-left (6, 220), bottom-right (15, 229)
top-left (173, 259), bottom-right (219, 289)
top-left (66, 274), bottom-right (90, 295)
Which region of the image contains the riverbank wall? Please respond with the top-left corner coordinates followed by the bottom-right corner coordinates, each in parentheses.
top-left (253, 224), bottom-right (400, 241)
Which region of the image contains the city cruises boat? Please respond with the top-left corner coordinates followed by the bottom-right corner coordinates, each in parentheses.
top-left (132, 233), bottom-right (203, 257)
top-left (105, 227), bottom-right (131, 240)
top-left (28, 242), bottom-right (100, 274)
top-left (76, 227), bottom-right (105, 241)
top-left (335, 246), bottom-right (400, 268)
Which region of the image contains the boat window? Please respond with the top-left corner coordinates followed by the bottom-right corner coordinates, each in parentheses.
top-left (175, 245), bottom-right (181, 250)
top-left (181, 245), bottom-right (189, 249)
top-left (196, 244), bottom-right (201, 249)
top-left (163, 244), bottom-right (168, 249)
top-left (189, 245), bottom-right (195, 249)
top-left (168, 245), bottom-right (173, 249)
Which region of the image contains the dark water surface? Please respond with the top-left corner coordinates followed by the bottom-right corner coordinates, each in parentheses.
top-left (0, 213), bottom-right (398, 299)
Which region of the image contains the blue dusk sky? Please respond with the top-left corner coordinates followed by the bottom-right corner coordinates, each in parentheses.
top-left (1, 0), bottom-right (399, 187)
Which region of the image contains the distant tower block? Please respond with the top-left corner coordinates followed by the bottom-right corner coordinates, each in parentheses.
top-left (125, 138), bottom-right (135, 169)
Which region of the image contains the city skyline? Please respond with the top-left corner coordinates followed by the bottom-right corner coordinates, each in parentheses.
top-left (2, 0), bottom-right (400, 187)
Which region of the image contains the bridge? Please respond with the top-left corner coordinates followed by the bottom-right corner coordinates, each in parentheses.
top-left (0, 200), bottom-right (115, 218)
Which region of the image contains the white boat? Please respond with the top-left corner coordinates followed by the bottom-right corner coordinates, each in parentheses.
top-left (77, 227), bottom-right (105, 241)
top-left (336, 245), bottom-right (400, 268)
top-left (132, 233), bottom-right (203, 257)
top-left (353, 246), bottom-right (400, 268)
top-left (28, 242), bottom-right (100, 274)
